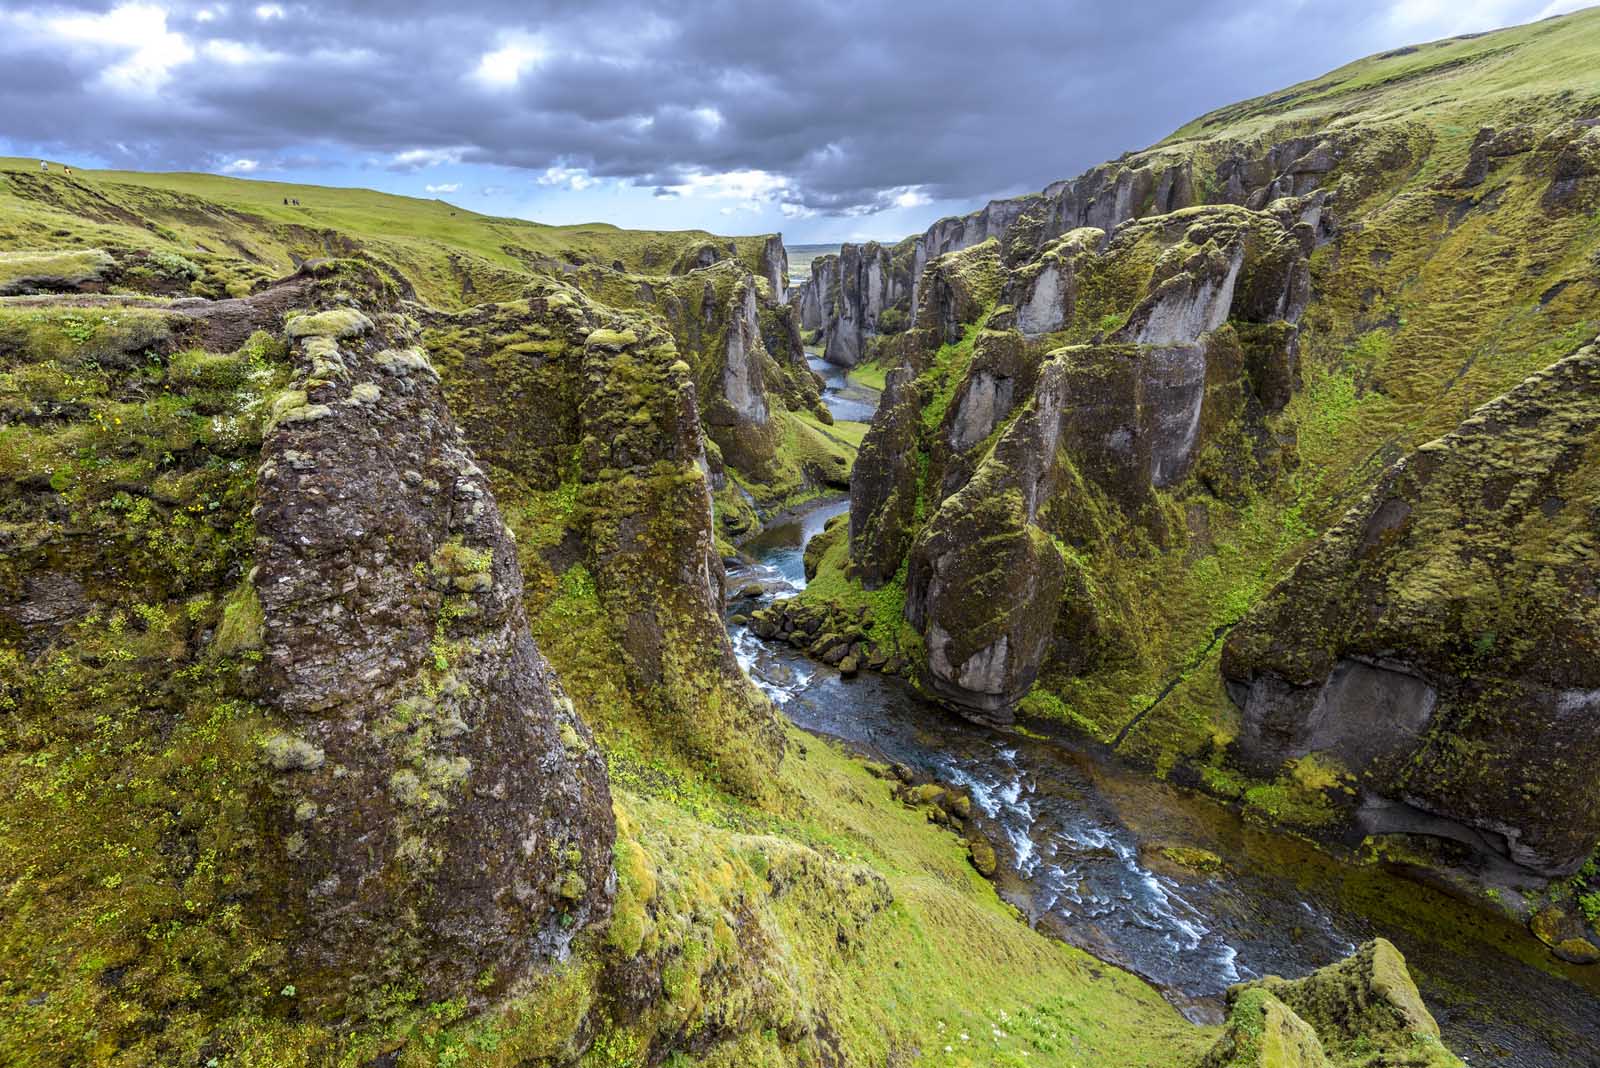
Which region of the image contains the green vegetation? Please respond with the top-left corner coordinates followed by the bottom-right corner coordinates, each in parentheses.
top-left (0, 158), bottom-right (779, 307)
top-left (846, 356), bottom-right (890, 392)
top-left (9, 7), bottom-right (1600, 1064)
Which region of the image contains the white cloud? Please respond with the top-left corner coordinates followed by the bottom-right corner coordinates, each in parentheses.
top-left (889, 186), bottom-right (931, 209)
top-left (471, 33), bottom-right (547, 89)
top-left (389, 147), bottom-right (465, 170)
top-left (32, 3), bottom-right (196, 94)
top-left (425, 182), bottom-right (460, 194)
top-left (655, 168), bottom-right (803, 216)
top-left (203, 38), bottom-right (279, 65)
top-left (194, 7), bottom-right (219, 22)
top-left (1384, 0), bottom-right (1590, 36)
top-left (254, 4), bottom-right (285, 20)
top-left (222, 158), bottom-right (259, 173)
top-left (692, 106), bottom-right (724, 133)
top-left (537, 165), bottom-right (597, 191)
top-left (662, 168), bottom-right (791, 201)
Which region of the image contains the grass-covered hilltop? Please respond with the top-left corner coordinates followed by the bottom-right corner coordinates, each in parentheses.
top-left (1, 7), bottom-right (1598, 1068)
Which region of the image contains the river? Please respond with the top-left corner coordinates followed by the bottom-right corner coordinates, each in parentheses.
top-left (721, 359), bottom-right (1600, 1066)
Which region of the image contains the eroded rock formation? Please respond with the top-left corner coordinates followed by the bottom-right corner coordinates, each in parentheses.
top-left (1222, 342), bottom-right (1600, 877)
top-left (894, 207), bottom-right (1310, 716)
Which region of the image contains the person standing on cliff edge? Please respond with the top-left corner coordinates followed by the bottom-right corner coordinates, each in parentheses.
top-left (39, 160), bottom-right (47, 173)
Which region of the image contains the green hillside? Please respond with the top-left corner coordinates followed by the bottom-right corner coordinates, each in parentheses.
top-left (0, 158), bottom-right (775, 307)
top-left (1169, 8), bottom-right (1600, 141)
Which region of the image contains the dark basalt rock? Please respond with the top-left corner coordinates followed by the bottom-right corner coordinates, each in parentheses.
top-left (848, 366), bottom-right (921, 588)
top-left (758, 233), bottom-right (789, 303)
top-left (1222, 341), bottom-right (1600, 877)
top-left (902, 207), bottom-right (1308, 717)
top-left (251, 284), bottom-right (615, 1013)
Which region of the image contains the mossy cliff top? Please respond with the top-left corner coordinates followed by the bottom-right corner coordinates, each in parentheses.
top-left (0, 157), bottom-right (784, 309)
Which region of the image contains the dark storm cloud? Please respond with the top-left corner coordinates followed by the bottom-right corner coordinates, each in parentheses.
top-left (0, 1), bottom-right (1574, 214)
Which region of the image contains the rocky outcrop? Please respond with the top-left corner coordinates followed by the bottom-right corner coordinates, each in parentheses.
top-left (1222, 342), bottom-right (1600, 877)
top-left (792, 251), bottom-right (836, 333)
top-left (759, 233), bottom-right (789, 302)
top-left (0, 264), bottom-right (617, 1040)
top-left (847, 366), bottom-right (921, 588)
top-left (821, 241), bottom-right (913, 367)
top-left (562, 260), bottom-right (822, 491)
top-left (425, 278), bottom-right (786, 796)
top-left (929, 330), bottom-right (1041, 503)
top-left (253, 286), bottom-right (615, 1009)
top-left (1201, 940), bottom-right (1460, 1067)
top-left (901, 207), bottom-right (1309, 716)
top-left (707, 277), bottom-right (778, 471)
top-left (1009, 228), bottom-right (1103, 338)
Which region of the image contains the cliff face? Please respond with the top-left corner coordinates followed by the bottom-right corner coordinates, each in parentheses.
top-left (557, 259), bottom-right (844, 526)
top-left (795, 141), bottom-right (1226, 365)
top-left (424, 277), bottom-right (787, 797)
top-left (896, 206), bottom-right (1310, 716)
top-left (253, 286), bottom-right (616, 1008)
top-left (822, 241), bottom-right (914, 367)
top-left (1222, 343), bottom-right (1600, 878)
top-left (794, 8), bottom-right (1600, 918)
top-left (0, 264), bottom-right (615, 1050)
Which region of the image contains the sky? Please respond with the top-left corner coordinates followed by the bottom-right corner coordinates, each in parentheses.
top-left (0, 1), bottom-right (1594, 243)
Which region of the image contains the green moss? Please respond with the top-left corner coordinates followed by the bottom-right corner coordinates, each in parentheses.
top-left (0, 248), bottom-right (114, 293)
top-left (917, 321), bottom-right (987, 435)
top-left (583, 327), bottom-right (638, 350)
top-left (214, 581), bottom-right (264, 654)
top-left (284, 307), bottom-right (373, 340)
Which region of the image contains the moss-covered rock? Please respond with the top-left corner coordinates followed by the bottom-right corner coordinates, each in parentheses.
top-left (1223, 343), bottom-right (1600, 877)
top-left (423, 278), bottom-right (785, 798)
top-left (1228, 940), bottom-right (1457, 1066)
top-left (0, 248), bottom-right (114, 295)
top-left (0, 265), bottom-right (616, 1059)
top-left (1199, 988), bottom-right (1330, 1068)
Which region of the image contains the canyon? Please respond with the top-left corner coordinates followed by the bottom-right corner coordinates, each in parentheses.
top-left (3, 8), bottom-right (1600, 1068)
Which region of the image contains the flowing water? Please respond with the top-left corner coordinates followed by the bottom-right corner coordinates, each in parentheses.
top-left (806, 354), bottom-right (879, 423)
top-left (721, 364), bottom-right (1600, 1066)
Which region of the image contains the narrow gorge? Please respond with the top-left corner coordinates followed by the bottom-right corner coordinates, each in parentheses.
top-left (2, 7), bottom-right (1599, 1068)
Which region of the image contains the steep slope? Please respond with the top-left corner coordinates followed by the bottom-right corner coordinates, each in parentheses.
top-left (788, 6), bottom-right (1600, 939)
